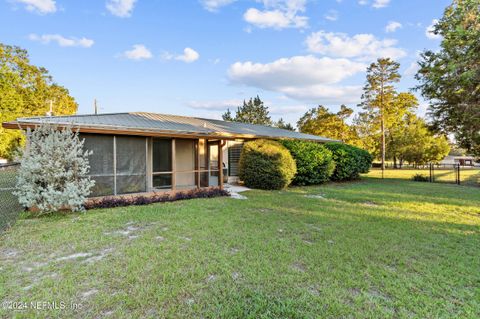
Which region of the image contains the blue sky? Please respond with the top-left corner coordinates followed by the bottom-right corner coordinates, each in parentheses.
top-left (0, 0), bottom-right (450, 125)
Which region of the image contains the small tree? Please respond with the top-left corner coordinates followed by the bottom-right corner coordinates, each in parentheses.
top-left (15, 123), bottom-right (94, 213)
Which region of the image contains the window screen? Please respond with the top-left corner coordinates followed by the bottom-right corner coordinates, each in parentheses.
top-left (81, 134), bottom-right (115, 197)
top-left (228, 143), bottom-right (243, 176)
top-left (116, 136), bottom-right (147, 194)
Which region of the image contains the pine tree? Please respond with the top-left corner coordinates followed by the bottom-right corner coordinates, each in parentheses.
top-left (221, 96), bottom-right (272, 125)
top-left (359, 58), bottom-right (400, 178)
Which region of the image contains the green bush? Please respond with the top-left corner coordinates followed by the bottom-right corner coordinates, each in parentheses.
top-left (280, 140), bottom-right (335, 185)
top-left (324, 142), bottom-right (373, 181)
top-left (412, 173), bottom-right (430, 182)
top-left (239, 139), bottom-right (297, 190)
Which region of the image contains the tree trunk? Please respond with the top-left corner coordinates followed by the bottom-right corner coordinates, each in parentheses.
top-left (393, 155), bottom-right (397, 169)
top-left (381, 110), bottom-right (385, 178)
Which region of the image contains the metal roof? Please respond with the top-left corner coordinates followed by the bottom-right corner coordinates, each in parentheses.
top-left (10, 112), bottom-right (338, 143)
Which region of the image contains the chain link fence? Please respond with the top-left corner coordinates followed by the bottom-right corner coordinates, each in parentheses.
top-left (0, 163), bottom-right (22, 232)
top-left (369, 163), bottom-right (480, 186)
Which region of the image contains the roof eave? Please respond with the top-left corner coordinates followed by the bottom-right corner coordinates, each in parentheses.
top-left (2, 121), bottom-right (339, 143)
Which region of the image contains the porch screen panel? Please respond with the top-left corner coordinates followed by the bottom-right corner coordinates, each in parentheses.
top-left (152, 139), bottom-right (172, 189)
top-left (81, 134), bottom-right (114, 197)
top-left (175, 139), bottom-right (196, 189)
top-left (116, 136), bottom-right (147, 194)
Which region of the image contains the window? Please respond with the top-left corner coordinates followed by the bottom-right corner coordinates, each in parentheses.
top-left (228, 143), bottom-right (243, 177)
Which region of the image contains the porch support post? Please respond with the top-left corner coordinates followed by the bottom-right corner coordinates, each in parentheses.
top-left (218, 140), bottom-right (224, 189)
top-left (171, 138), bottom-right (176, 191)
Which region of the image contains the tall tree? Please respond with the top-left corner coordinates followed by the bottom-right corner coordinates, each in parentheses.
top-left (416, 0), bottom-right (480, 156)
top-left (359, 58), bottom-right (400, 177)
top-left (222, 96), bottom-right (272, 125)
top-left (0, 44), bottom-right (77, 159)
top-left (297, 105), bottom-right (359, 145)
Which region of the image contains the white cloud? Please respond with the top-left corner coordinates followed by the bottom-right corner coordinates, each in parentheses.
top-left (228, 55), bottom-right (365, 103)
top-left (324, 10), bottom-right (339, 21)
top-left (106, 0), bottom-right (137, 17)
top-left (357, 0), bottom-right (390, 8)
top-left (200, 0), bottom-right (236, 12)
top-left (14, 0), bottom-right (56, 14)
top-left (426, 19), bottom-right (441, 39)
top-left (305, 31), bottom-right (407, 61)
top-left (372, 0), bottom-right (390, 8)
top-left (404, 61), bottom-right (420, 77)
top-left (187, 99), bottom-right (243, 110)
top-left (385, 21), bottom-right (402, 33)
top-left (29, 34), bottom-right (94, 48)
top-left (163, 48), bottom-right (200, 63)
top-left (243, 0), bottom-right (308, 29)
top-left (122, 44), bottom-right (153, 60)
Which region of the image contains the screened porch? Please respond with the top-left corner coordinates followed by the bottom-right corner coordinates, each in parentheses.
top-left (81, 134), bottom-right (224, 197)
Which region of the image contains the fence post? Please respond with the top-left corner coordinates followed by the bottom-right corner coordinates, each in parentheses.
top-left (457, 164), bottom-right (461, 185)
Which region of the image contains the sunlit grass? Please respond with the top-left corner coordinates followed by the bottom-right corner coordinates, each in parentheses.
top-left (1, 178), bottom-right (479, 318)
top-left (366, 168), bottom-right (480, 186)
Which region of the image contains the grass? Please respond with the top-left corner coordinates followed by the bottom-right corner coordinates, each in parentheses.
top-left (367, 167), bottom-right (480, 186)
top-left (1, 178), bottom-right (479, 318)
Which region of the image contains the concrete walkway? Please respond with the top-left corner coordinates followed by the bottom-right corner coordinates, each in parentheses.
top-left (224, 184), bottom-right (250, 199)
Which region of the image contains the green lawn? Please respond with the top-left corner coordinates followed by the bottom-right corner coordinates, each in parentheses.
top-left (367, 167), bottom-right (480, 186)
top-left (1, 178), bottom-right (479, 318)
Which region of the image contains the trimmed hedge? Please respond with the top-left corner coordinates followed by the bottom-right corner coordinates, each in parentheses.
top-left (324, 142), bottom-right (373, 181)
top-left (239, 139), bottom-right (297, 190)
top-left (280, 140), bottom-right (335, 185)
top-left (84, 187), bottom-right (229, 210)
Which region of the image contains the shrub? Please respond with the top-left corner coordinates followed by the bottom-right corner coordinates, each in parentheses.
top-left (324, 142), bottom-right (373, 181)
top-left (280, 140), bottom-right (335, 185)
top-left (84, 187), bottom-right (229, 210)
top-left (412, 174), bottom-right (429, 182)
top-left (239, 139), bottom-right (296, 190)
top-left (14, 124), bottom-right (95, 213)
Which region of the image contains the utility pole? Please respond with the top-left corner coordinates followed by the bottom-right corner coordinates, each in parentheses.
top-left (94, 98), bottom-right (98, 115)
top-left (46, 100), bottom-right (54, 116)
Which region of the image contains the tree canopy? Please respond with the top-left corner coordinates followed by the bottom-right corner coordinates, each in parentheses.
top-left (416, 0), bottom-right (480, 155)
top-left (0, 43), bottom-right (77, 159)
top-left (297, 105), bottom-right (358, 144)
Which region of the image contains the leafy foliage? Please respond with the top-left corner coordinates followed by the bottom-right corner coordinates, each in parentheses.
top-left (416, 0), bottom-right (480, 156)
top-left (222, 96), bottom-right (272, 125)
top-left (0, 43), bottom-right (78, 159)
top-left (14, 124), bottom-right (94, 213)
top-left (239, 139), bottom-right (296, 190)
top-left (280, 140), bottom-right (335, 185)
top-left (325, 142), bottom-right (373, 181)
top-left (298, 105), bottom-right (359, 145)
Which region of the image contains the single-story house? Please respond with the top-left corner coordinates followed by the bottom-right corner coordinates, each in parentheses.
top-left (3, 112), bottom-right (336, 197)
top-left (439, 155), bottom-right (478, 167)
